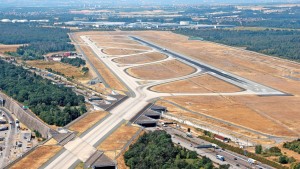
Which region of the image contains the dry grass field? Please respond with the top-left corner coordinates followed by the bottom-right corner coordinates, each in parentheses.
top-left (26, 60), bottom-right (93, 83)
top-left (69, 111), bottom-right (109, 134)
top-left (151, 74), bottom-right (243, 93)
top-left (113, 52), bottom-right (167, 64)
top-left (102, 48), bottom-right (145, 56)
top-left (96, 42), bottom-right (151, 50)
top-left (74, 31), bottom-right (300, 138)
top-left (163, 96), bottom-right (298, 137)
top-left (80, 45), bottom-right (127, 92)
top-left (132, 31), bottom-right (300, 95)
top-left (126, 60), bottom-right (196, 80)
top-left (97, 124), bottom-right (140, 159)
top-left (0, 44), bottom-right (21, 53)
top-left (11, 145), bottom-right (62, 169)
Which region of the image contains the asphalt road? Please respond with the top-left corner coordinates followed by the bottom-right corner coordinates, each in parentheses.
top-left (0, 108), bottom-right (15, 168)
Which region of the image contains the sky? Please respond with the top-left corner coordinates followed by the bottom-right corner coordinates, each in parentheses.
top-left (1, 0), bottom-right (299, 7)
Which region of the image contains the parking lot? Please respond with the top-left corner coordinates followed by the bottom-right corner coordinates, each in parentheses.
top-left (0, 108), bottom-right (38, 168)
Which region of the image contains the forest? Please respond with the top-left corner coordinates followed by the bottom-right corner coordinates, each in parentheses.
top-left (0, 60), bottom-right (86, 126)
top-left (61, 57), bottom-right (86, 67)
top-left (124, 131), bottom-right (229, 169)
top-left (174, 29), bottom-right (300, 61)
top-left (0, 23), bottom-right (74, 60)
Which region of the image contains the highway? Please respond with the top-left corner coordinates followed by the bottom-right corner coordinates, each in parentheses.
top-left (130, 36), bottom-right (286, 96)
top-left (0, 108), bottom-right (16, 168)
top-left (160, 126), bottom-right (273, 169)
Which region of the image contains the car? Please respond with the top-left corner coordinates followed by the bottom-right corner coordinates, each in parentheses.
top-left (234, 157), bottom-right (237, 160)
top-left (236, 164), bottom-right (240, 167)
top-left (178, 142), bottom-right (180, 145)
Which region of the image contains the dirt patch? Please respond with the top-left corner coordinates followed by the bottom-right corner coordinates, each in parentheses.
top-left (26, 60), bottom-right (92, 83)
top-left (162, 96), bottom-right (298, 137)
top-left (97, 124), bottom-right (140, 158)
top-left (80, 45), bottom-right (127, 92)
top-left (0, 44), bottom-right (21, 53)
top-left (126, 60), bottom-right (196, 80)
top-left (102, 48), bottom-right (145, 56)
top-left (11, 145), bottom-right (62, 169)
top-left (151, 74), bottom-right (243, 93)
top-left (113, 52), bottom-right (167, 64)
top-left (69, 111), bottom-right (109, 134)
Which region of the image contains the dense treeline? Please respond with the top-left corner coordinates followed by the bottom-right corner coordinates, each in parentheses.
top-left (174, 29), bottom-right (300, 61)
top-left (124, 131), bottom-right (228, 169)
top-left (0, 23), bottom-right (74, 60)
top-left (61, 58), bottom-right (86, 67)
top-left (0, 60), bottom-right (86, 126)
top-left (283, 139), bottom-right (300, 154)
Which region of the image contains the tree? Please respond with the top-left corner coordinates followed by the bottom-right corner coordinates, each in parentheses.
top-left (279, 155), bottom-right (289, 164)
top-left (255, 145), bottom-right (262, 154)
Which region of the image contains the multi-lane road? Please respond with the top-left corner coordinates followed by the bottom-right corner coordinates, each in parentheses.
top-left (159, 125), bottom-right (272, 169)
top-left (0, 108), bottom-right (16, 168)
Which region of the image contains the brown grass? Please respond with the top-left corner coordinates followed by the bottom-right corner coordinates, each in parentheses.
top-left (151, 74), bottom-right (243, 93)
top-left (69, 111), bottom-right (109, 134)
top-left (80, 45), bottom-right (127, 92)
top-left (102, 48), bottom-right (145, 56)
top-left (162, 96), bottom-right (298, 137)
top-left (11, 145), bottom-right (62, 169)
top-left (126, 60), bottom-right (196, 80)
top-left (113, 52), bottom-right (167, 64)
top-left (26, 60), bottom-right (92, 83)
top-left (0, 44), bottom-right (21, 53)
top-left (95, 42), bottom-right (151, 50)
top-left (97, 124), bottom-right (140, 154)
top-left (132, 31), bottom-right (300, 95)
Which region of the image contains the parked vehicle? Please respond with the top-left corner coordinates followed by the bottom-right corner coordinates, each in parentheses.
top-left (216, 155), bottom-right (225, 161)
top-left (247, 158), bottom-right (257, 164)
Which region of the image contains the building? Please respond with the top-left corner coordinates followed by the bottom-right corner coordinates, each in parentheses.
top-left (0, 97), bottom-right (4, 107)
top-left (0, 125), bottom-right (8, 131)
top-left (0, 117), bottom-right (6, 124)
top-left (150, 105), bottom-right (167, 113)
top-left (214, 134), bottom-right (230, 143)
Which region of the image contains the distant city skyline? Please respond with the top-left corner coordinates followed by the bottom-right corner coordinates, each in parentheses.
top-left (1, 0), bottom-right (300, 7)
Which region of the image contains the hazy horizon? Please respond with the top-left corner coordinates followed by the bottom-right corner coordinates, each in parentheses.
top-left (1, 0), bottom-right (300, 7)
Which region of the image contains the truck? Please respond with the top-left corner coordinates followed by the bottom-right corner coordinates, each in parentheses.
top-left (186, 132), bottom-right (193, 138)
top-left (216, 155), bottom-right (225, 161)
top-left (247, 158), bottom-right (257, 165)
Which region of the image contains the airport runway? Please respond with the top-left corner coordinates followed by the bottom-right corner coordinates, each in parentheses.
top-left (130, 36), bottom-right (286, 96)
top-left (43, 35), bottom-right (278, 169)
